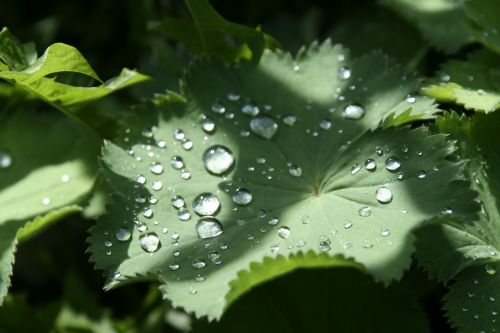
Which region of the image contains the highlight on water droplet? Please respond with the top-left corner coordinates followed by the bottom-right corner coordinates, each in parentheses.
top-left (338, 66), bottom-right (352, 80)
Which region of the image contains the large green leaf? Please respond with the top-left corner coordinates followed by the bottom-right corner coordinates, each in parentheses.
top-left (380, 0), bottom-right (474, 53)
top-left (416, 112), bottom-right (500, 332)
top-left (422, 49), bottom-right (500, 113)
top-left (89, 41), bottom-right (475, 319)
top-left (0, 111), bottom-right (99, 304)
top-left (0, 27), bottom-right (149, 136)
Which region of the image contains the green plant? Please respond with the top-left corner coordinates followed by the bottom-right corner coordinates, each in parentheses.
top-left (0, 0), bottom-right (499, 332)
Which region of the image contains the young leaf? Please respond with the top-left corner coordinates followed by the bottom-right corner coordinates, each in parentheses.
top-left (89, 41), bottom-right (474, 319)
top-left (0, 27), bottom-right (149, 136)
top-left (422, 49), bottom-right (500, 113)
top-left (380, 0), bottom-right (474, 53)
top-left (416, 112), bottom-right (500, 332)
top-left (0, 111), bottom-right (99, 304)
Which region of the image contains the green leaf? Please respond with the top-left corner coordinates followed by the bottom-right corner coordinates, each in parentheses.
top-left (415, 112), bottom-right (500, 332)
top-left (89, 41), bottom-right (473, 319)
top-left (192, 267), bottom-right (430, 333)
top-left (422, 49), bottom-right (500, 112)
top-left (465, 0), bottom-right (500, 55)
top-left (0, 111), bottom-right (99, 304)
top-left (0, 27), bottom-right (149, 136)
top-left (151, 0), bottom-right (279, 63)
top-left (380, 0), bottom-right (475, 53)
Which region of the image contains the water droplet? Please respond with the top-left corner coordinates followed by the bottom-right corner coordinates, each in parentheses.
top-left (268, 217), bottom-right (279, 226)
top-left (241, 103), bottom-right (260, 116)
top-left (157, 140), bottom-right (167, 148)
top-left (171, 156), bottom-right (184, 169)
top-left (318, 238), bottom-right (331, 252)
top-left (376, 187), bottom-right (393, 204)
top-left (171, 196), bottom-right (185, 209)
top-left (193, 193), bottom-right (220, 216)
top-left (171, 232), bottom-right (179, 241)
top-left (161, 227), bottom-right (168, 234)
top-left (288, 165), bottom-right (302, 177)
top-left (441, 207), bottom-right (453, 215)
top-left (115, 228), bottom-right (131, 241)
top-left (358, 206), bottom-right (372, 217)
top-left (42, 197), bottom-right (51, 206)
top-left (283, 115), bottom-right (297, 126)
top-left (143, 207), bottom-right (154, 218)
top-left (61, 174), bottom-right (70, 183)
top-left (202, 145), bottom-right (234, 175)
top-left (485, 264), bottom-right (496, 275)
top-left (200, 116), bottom-right (216, 133)
top-left (182, 139), bottom-right (193, 150)
top-left (232, 188), bottom-right (253, 206)
top-left (302, 215), bottom-right (311, 224)
top-left (344, 222), bottom-right (353, 229)
top-left (150, 163), bottom-right (164, 175)
top-left (319, 119), bottom-right (332, 130)
top-left (385, 157), bottom-right (401, 171)
top-left (406, 95), bottom-right (416, 104)
top-left (104, 240), bottom-right (112, 247)
top-left (208, 251), bottom-right (222, 264)
top-left (152, 180), bottom-right (163, 191)
top-left (137, 224), bottom-right (148, 232)
top-left (177, 208), bottom-right (191, 221)
top-left (192, 258), bottom-right (207, 269)
top-left (338, 66), bottom-right (351, 80)
top-left (250, 116), bottom-right (278, 139)
top-left (136, 174), bottom-right (146, 185)
top-left (296, 239), bottom-right (306, 247)
top-left (381, 228), bottom-right (391, 237)
top-left (180, 170), bottom-right (191, 180)
top-left (139, 233), bottom-right (161, 253)
top-left (416, 170), bottom-right (427, 179)
top-left (196, 217), bottom-right (224, 239)
top-left (342, 104), bottom-right (364, 120)
top-left (364, 159), bottom-right (377, 171)
top-left (169, 262), bottom-right (180, 271)
top-left (0, 152), bottom-right (12, 169)
top-left (227, 92), bottom-right (240, 101)
top-left (211, 101), bottom-right (226, 114)
top-left (351, 163), bottom-right (361, 175)
top-left (173, 129), bottom-right (185, 141)
top-left (271, 244), bottom-right (280, 253)
top-left (278, 226), bottom-right (290, 239)
top-left (195, 274), bottom-right (206, 282)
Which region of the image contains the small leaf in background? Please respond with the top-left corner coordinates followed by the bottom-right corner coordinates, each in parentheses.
top-left (380, 0), bottom-right (475, 53)
top-left (0, 111), bottom-right (99, 304)
top-left (422, 49), bottom-right (500, 112)
top-left (89, 42), bottom-right (475, 319)
top-left (416, 112), bottom-right (500, 332)
top-left (0, 27), bottom-right (149, 137)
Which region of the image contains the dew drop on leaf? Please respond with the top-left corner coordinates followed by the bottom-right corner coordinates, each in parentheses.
top-left (250, 116), bottom-right (278, 139)
top-left (364, 159), bottom-right (377, 171)
top-left (171, 196), bottom-right (185, 209)
top-left (171, 156), bottom-right (184, 169)
top-left (173, 129), bottom-right (185, 141)
top-left (351, 163), bottom-right (361, 174)
top-left (156, 140), bottom-right (167, 148)
top-left (200, 116), bottom-right (216, 133)
top-left (241, 102), bottom-right (260, 116)
top-left (283, 115), bottom-right (297, 126)
top-left (318, 238), bottom-right (331, 252)
top-left (182, 139), bottom-right (193, 150)
top-left (268, 217), bottom-right (279, 226)
top-left (342, 104), bottom-right (364, 120)
top-left (338, 66), bottom-right (351, 80)
top-left (192, 258), bottom-right (207, 269)
top-left (195, 217), bottom-right (224, 239)
top-left (416, 170), bottom-right (427, 179)
top-left (288, 165), bottom-right (302, 177)
top-left (0, 152), bottom-right (12, 169)
top-left (202, 145), bottom-right (234, 175)
top-left (169, 262), bottom-right (180, 271)
top-left (211, 101), bottom-right (226, 114)
top-left (115, 228), bottom-right (131, 242)
top-left (151, 180), bottom-right (163, 191)
top-left (136, 174), bottom-right (146, 185)
top-left (143, 207), bottom-right (154, 218)
top-left (227, 92), bottom-right (240, 101)
top-left (232, 188), bottom-right (253, 206)
top-left (381, 228), bottom-right (391, 237)
top-left (150, 163), bottom-right (164, 175)
top-left (358, 206), bottom-right (372, 217)
top-left (441, 207), bottom-right (453, 215)
top-left (139, 233), bottom-right (161, 253)
top-left (406, 94), bottom-right (416, 104)
top-left (376, 187), bottom-right (393, 204)
top-left (180, 170), bottom-right (191, 180)
top-left (61, 174), bottom-right (70, 183)
top-left (277, 226), bottom-right (291, 239)
top-left (177, 208), bottom-right (191, 221)
top-left (319, 119), bottom-right (332, 130)
top-left (485, 264), bottom-right (496, 275)
top-left (385, 157), bottom-right (401, 172)
top-left (42, 197), bottom-right (51, 206)
top-left (193, 193), bottom-right (220, 216)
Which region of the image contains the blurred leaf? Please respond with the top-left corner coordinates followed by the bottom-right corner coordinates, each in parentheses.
top-left (380, 0), bottom-right (474, 53)
top-left (465, 0), bottom-right (500, 55)
top-left (423, 49), bottom-right (500, 112)
top-left (193, 267), bottom-right (430, 333)
top-left (0, 295), bottom-right (59, 333)
top-left (0, 27), bottom-right (149, 137)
